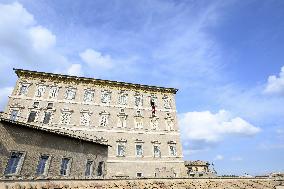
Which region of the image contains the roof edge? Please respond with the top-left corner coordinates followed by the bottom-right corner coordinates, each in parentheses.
top-left (0, 117), bottom-right (110, 146)
top-left (13, 68), bottom-right (178, 94)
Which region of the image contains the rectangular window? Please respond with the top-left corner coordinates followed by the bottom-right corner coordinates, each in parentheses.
top-left (118, 94), bottom-right (128, 105)
top-left (101, 91), bottom-right (111, 104)
top-left (43, 112), bottom-right (52, 124)
top-left (36, 85), bottom-right (46, 97)
top-left (151, 118), bottom-right (159, 130)
top-left (80, 112), bottom-right (90, 126)
top-left (97, 161), bottom-right (104, 176)
top-left (134, 95), bottom-right (143, 107)
top-left (19, 84), bottom-right (28, 95)
top-left (61, 112), bottom-right (71, 125)
top-left (137, 172), bottom-right (143, 177)
top-left (27, 111), bottom-right (37, 123)
top-left (135, 144), bottom-right (143, 157)
top-left (135, 118), bottom-right (143, 129)
top-left (65, 88), bottom-right (76, 100)
top-left (10, 110), bottom-right (19, 121)
top-left (60, 158), bottom-right (71, 176)
top-left (47, 103), bottom-right (53, 109)
top-left (85, 160), bottom-right (93, 176)
top-left (100, 114), bottom-right (108, 127)
top-left (84, 90), bottom-right (94, 103)
top-left (169, 145), bottom-right (177, 156)
top-left (33, 102), bottom-right (39, 108)
top-left (117, 144), bottom-right (125, 156)
top-left (166, 119), bottom-right (174, 130)
top-left (163, 96), bottom-right (171, 109)
top-left (153, 146), bottom-right (161, 158)
top-left (117, 116), bottom-right (127, 128)
top-left (49, 86), bottom-right (59, 98)
top-left (4, 152), bottom-right (24, 175)
top-left (36, 155), bottom-right (49, 175)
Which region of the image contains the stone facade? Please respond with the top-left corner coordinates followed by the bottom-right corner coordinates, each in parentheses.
top-left (2, 69), bottom-right (186, 178)
top-left (0, 119), bottom-right (108, 180)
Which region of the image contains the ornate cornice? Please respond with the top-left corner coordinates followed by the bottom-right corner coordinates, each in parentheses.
top-left (14, 68), bottom-right (178, 94)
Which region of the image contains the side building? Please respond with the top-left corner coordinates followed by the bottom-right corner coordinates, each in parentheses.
top-left (3, 69), bottom-right (186, 178)
top-left (0, 118), bottom-right (108, 180)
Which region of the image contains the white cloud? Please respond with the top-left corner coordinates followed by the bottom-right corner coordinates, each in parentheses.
top-left (179, 110), bottom-right (261, 150)
top-left (0, 87), bottom-right (13, 111)
top-left (79, 49), bottom-right (113, 69)
top-left (29, 26), bottom-right (56, 51)
top-left (67, 64), bottom-right (84, 76)
top-left (0, 2), bottom-right (76, 79)
top-left (264, 66), bottom-right (284, 96)
top-left (214, 155), bottom-right (224, 161)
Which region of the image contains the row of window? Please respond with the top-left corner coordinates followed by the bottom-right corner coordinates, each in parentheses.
top-left (18, 83), bottom-right (172, 109)
top-left (10, 108), bottom-right (175, 130)
top-left (117, 143), bottom-right (177, 157)
top-left (4, 151), bottom-right (104, 177)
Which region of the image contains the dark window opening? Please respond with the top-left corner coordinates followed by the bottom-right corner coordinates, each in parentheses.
top-left (85, 160), bottom-right (93, 176)
top-left (27, 111), bottom-right (37, 123)
top-left (137, 172), bottom-right (142, 177)
top-left (43, 112), bottom-right (51, 124)
top-left (97, 161), bottom-right (104, 176)
top-left (33, 102), bottom-right (39, 108)
top-left (47, 103), bottom-right (53, 109)
top-left (36, 155), bottom-right (49, 175)
top-left (60, 158), bottom-right (70, 176)
top-left (10, 110), bottom-right (18, 121)
top-left (5, 152), bottom-right (23, 175)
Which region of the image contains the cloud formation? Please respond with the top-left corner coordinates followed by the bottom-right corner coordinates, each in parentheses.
top-left (79, 49), bottom-right (113, 69)
top-left (67, 64), bottom-right (84, 76)
top-left (179, 110), bottom-right (261, 150)
top-left (0, 2), bottom-right (76, 77)
top-left (264, 66), bottom-right (284, 96)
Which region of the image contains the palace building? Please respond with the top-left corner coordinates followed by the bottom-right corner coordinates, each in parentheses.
top-left (1, 68), bottom-right (187, 178)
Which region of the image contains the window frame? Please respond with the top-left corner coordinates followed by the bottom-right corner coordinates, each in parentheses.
top-left (36, 154), bottom-right (51, 176)
top-left (43, 111), bottom-right (52, 124)
top-left (136, 172), bottom-right (143, 177)
top-left (18, 83), bottom-right (29, 96)
top-left (35, 85), bottom-right (46, 97)
top-left (134, 94), bottom-right (143, 107)
top-left (135, 144), bottom-right (143, 157)
top-left (117, 143), bottom-right (126, 157)
top-left (65, 88), bottom-right (77, 100)
top-left (153, 145), bottom-right (161, 158)
top-left (169, 145), bottom-right (177, 156)
top-left (101, 90), bottom-right (111, 104)
top-left (97, 161), bottom-right (104, 177)
top-left (4, 151), bottom-right (26, 176)
top-left (85, 160), bottom-right (94, 177)
top-left (10, 109), bottom-right (19, 121)
top-left (27, 111), bottom-right (37, 123)
top-left (49, 86), bottom-right (59, 99)
top-left (80, 112), bottom-right (91, 126)
top-left (83, 89), bottom-right (95, 103)
top-left (60, 110), bottom-right (73, 125)
top-left (60, 157), bottom-right (72, 176)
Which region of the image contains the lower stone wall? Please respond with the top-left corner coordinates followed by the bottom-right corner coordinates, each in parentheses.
top-left (0, 178), bottom-right (283, 189)
top-left (107, 161), bottom-right (186, 178)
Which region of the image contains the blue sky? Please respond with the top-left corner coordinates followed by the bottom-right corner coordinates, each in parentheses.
top-left (0, 0), bottom-right (283, 175)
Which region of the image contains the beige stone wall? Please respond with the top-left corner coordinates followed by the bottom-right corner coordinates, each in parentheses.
top-left (0, 178), bottom-right (281, 189)
top-left (3, 72), bottom-right (186, 178)
top-left (0, 121), bottom-right (108, 180)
